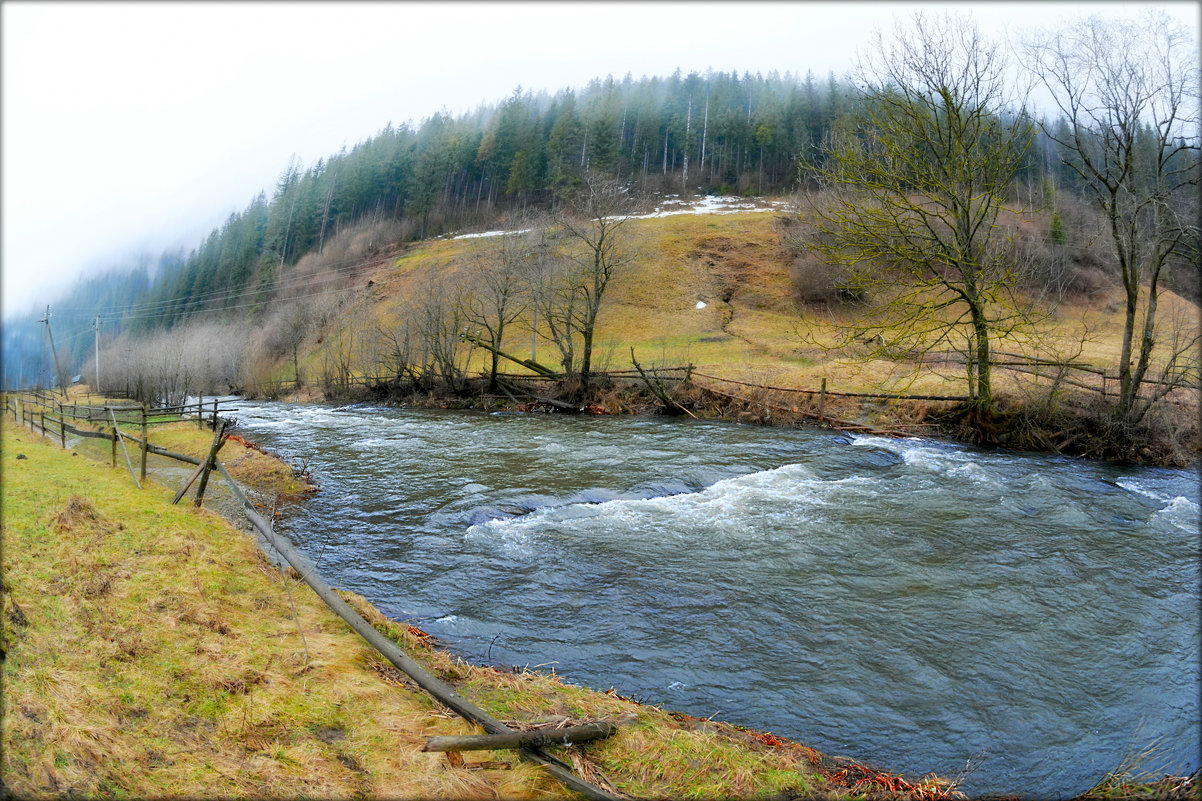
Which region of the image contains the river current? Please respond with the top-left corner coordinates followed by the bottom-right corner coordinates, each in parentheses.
top-left (227, 400), bottom-right (1200, 798)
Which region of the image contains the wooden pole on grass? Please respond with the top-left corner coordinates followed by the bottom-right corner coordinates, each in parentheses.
top-left (422, 721), bottom-right (618, 753)
top-left (109, 407), bottom-right (141, 489)
top-left (212, 461), bottom-right (622, 801)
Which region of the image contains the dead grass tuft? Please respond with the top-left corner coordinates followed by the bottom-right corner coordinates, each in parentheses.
top-left (51, 495), bottom-right (105, 533)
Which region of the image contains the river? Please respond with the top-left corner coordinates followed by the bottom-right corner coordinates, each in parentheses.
top-left (227, 399), bottom-right (1200, 798)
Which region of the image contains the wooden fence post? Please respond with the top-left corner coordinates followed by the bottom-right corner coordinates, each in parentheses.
top-left (192, 423), bottom-right (228, 508)
top-left (140, 404), bottom-right (148, 483)
top-left (818, 377), bottom-right (827, 424)
top-left (212, 398), bottom-right (218, 430)
top-left (197, 394), bottom-right (204, 429)
top-left (40, 412), bottom-right (45, 437)
top-left (60, 412), bottom-right (66, 448)
top-left (111, 428), bottom-right (117, 468)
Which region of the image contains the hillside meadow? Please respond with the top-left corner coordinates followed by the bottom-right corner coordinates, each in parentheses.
top-left (255, 203), bottom-right (1198, 465)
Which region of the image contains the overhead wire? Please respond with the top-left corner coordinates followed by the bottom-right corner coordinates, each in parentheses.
top-left (48, 248), bottom-right (394, 324)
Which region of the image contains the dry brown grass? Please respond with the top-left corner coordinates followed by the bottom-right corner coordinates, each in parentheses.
top-left (2, 424), bottom-right (565, 799)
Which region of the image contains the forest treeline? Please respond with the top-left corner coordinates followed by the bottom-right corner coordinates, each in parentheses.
top-left (4, 52), bottom-right (1197, 406)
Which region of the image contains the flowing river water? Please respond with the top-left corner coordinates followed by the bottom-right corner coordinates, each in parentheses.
top-left (227, 399), bottom-right (1199, 798)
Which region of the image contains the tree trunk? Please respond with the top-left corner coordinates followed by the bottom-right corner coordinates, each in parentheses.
top-left (972, 308), bottom-right (992, 407)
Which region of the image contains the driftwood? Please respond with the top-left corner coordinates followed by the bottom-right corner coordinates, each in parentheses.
top-left (496, 379), bottom-right (578, 411)
top-left (701, 385), bottom-right (911, 437)
top-left (423, 721), bottom-right (618, 753)
top-left (630, 348), bottom-right (697, 418)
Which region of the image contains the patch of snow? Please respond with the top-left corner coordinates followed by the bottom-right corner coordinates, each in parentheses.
top-left (695, 300), bottom-right (708, 309)
top-left (453, 227), bottom-right (533, 240)
top-left (451, 195), bottom-right (788, 239)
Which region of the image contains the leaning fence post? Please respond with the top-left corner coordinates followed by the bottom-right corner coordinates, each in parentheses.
top-left (140, 404), bottom-right (148, 482)
top-left (193, 422), bottom-right (228, 508)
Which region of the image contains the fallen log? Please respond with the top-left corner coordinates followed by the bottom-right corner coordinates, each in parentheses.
top-left (630, 347), bottom-right (697, 418)
top-left (423, 721), bottom-right (618, 753)
top-left (461, 332), bottom-right (559, 377)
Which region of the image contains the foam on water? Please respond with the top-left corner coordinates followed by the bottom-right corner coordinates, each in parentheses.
top-left (851, 434), bottom-right (992, 481)
top-left (1152, 495), bottom-right (1202, 534)
top-left (1116, 476), bottom-right (1201, 532)
top-left (465, 461), bottom-right (868, 548)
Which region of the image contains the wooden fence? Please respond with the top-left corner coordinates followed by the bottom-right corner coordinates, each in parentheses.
top-left (5, 392), bottom-right (238, 492)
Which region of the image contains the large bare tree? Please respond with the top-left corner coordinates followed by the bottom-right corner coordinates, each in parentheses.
top-left (556, 174), bottom-right (638, 394)
top-left (1025, 12), bottom-right (1201, 426)
top-left (802, 14), bottom-right (1034, 410)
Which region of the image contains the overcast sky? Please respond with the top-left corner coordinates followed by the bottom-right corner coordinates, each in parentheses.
top-left (2, 1), bottom-right (1197, 318)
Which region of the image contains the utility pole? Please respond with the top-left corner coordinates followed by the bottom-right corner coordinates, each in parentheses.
top-left (40, 305), bottom-right (70, 399)
top-left (94, 316), bottom-right (102, 393)
top-left (40, 310), bottom-right (48, 390)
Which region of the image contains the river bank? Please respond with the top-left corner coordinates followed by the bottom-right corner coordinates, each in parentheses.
top-left (3, 420), bottom-right (973, 799)
top-left (269, 374), bottom-right (1199, 468)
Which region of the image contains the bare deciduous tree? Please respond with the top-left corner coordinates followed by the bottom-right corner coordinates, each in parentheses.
top-left (802, 13), bottom-right (1035, 410)
top-left (410, 274), bottom-right (468, 392)
top-left (461, 221), bottom-right (537, 389)
top-left (1025, 11), bottom-right (1201, 426)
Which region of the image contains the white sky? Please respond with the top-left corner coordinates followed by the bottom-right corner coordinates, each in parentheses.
top-left (3, 1), bottom-right (1198, 318)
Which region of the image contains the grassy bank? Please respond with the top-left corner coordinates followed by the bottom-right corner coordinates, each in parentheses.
top-left (8, 420), bottom-right (962, 800)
